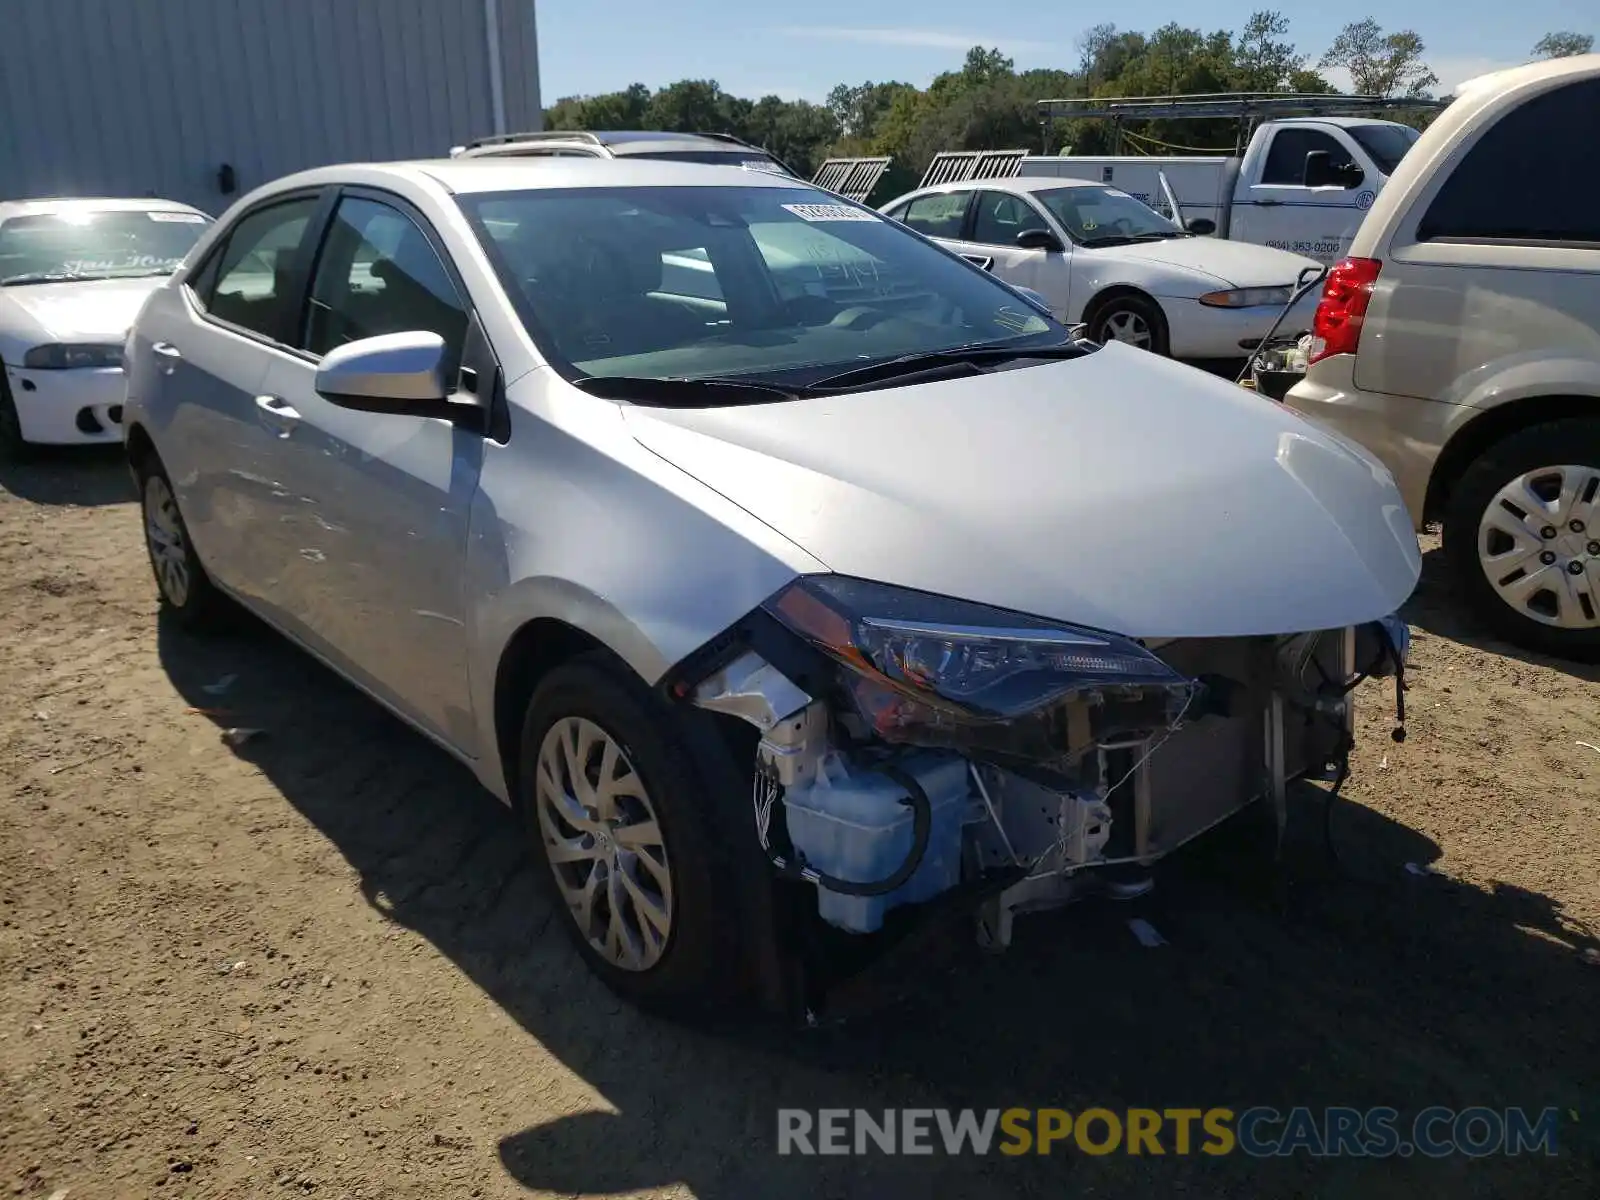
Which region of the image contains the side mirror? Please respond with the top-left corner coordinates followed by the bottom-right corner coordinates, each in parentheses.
top-left (1303, 151), bottom-right (1335, 188)
top-left (1186, 217), bottom-right (1217, 236)
top-left (314, 331), bottom-right (469, 418)
top-left (1016, 227), bottom-right (1063, 252)
top-left (1304, 152), bottom-right (1364, 190)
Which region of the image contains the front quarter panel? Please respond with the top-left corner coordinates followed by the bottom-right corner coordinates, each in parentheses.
top-left (0, 294), bottom-right (52, 366)
top-left (464, 373), bottom-right (826, 800)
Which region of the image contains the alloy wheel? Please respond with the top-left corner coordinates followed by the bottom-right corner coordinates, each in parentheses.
top-left (534, 716), bottom-right (673, 972)
top-left (1100, 308), bottom-right (1153, 350)
top-left (143, 474), bottom-right (192, 608)
top-left (1477, 463), bottom-right (1600, 629)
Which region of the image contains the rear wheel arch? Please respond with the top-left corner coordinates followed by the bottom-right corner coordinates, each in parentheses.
top-left (1424, 395), bottom-right (1599, 524)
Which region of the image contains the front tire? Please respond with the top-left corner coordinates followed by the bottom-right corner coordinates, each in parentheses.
top-left (1086, 293), bottom-right (1170, 356)
top-left (0, 377), bottom-right (35, 462)
top-left (1443, 418), bottom-right (1600, 662)
top-left (518, 655), bottom-right (738, 1012)
top-left (136, 454), bottom-right (222, 629)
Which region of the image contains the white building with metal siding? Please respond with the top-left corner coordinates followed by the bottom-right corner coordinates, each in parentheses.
top-left (0, 0), bottom-right (541, 212)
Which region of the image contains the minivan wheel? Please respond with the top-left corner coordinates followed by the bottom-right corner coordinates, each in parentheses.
top-left (1087, 294), bottom-right (1169, 356)
top-left (1443, 418), bottom-right (1600, 662)
top-left (518, 655), bottom-right (734, 1011)
top-left (136, 456), bottom-right (222, 628)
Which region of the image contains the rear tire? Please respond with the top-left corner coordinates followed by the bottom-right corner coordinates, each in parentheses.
top-left (1442, 418), bottom-right (1600, 662)
top-left (135, 452), bottom-right (223, 629)
top-left (518, 654), bottom-right (740, 1013)
top-left (1086, 293), bottom-right (1170, 356)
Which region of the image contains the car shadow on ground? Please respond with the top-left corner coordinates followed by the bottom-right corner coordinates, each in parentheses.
top-left (155, 613), bottom-right (1600, 1199)
top-left (1404, 544), bottom-right (1600, 685)
top-left (0, 444), bottom-right (135, 507)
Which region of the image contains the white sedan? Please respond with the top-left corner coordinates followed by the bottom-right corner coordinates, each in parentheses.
top-left (881, 177), bottom-right (1320, 359)
top-left (0, 197), bottom-right (213, 457)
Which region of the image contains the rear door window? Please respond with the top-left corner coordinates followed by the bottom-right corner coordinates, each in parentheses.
top-left (201, 198), bottom-right (319, 341)
top-left (1418, 78), bottom-right (1600, 245)
top-left (899, 192), bottom-right (973, 239)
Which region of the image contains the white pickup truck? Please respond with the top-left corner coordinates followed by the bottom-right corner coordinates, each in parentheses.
top-left (1015, 95), bottom-right (1447, 265)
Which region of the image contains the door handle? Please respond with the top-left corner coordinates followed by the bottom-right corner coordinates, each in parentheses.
top-left (254, 394), bottom-right (301, 438)
top-left (152, 341), bottom-right (182, 374)
top-left (1255, 199), bottom-right (1283, 207)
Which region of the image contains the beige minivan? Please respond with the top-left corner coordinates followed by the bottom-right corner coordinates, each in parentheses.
top-left (1286, 54), bottom-right (1600, 661)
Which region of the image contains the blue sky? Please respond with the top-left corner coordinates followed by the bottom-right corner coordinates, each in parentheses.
top-left (536, 0), bottom-right (1594, 105)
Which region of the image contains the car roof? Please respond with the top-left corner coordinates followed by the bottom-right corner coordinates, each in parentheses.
top-left (462, 130), bottom-right (777, 157)
top-left (1298, 116), bottom-right (1416, 129)
top-left (264, 157), bottom-right (818, 197)
top-left (1452, 50), bottom-right (1600, 98)
top-left (587, 130), bottom-right (765, 151)
top-left (900, 176), bottom-right (1107, 201)
top-left (0, 196), bottom-right (209, 221)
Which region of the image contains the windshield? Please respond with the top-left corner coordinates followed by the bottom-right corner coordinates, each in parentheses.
top-left (0, 208), bottom-right (211, 285)
top-left (1347, 123), bottom-right (1420, 175)
top-left (622, 150), bottom-right (793, 175)
top-left (461, 185), bottom-right (1064, 386)
top-left (1034, 186), bottom-right (1182, 245)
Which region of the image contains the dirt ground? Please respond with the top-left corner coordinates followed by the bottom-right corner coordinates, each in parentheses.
top-left (2, 446), bottom-right (1597, 1200)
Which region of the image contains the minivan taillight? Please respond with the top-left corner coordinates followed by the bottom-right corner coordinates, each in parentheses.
top-left (1308, 257), bottom-right (1382, 364)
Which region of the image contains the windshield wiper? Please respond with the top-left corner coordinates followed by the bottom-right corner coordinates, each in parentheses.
top-left (0, 271), bottom-right (91, 286)
top-left (571, 374), bottom-right (802, 407)
top-left (809, 340), bottom-right (1088, 392)
top-left (1081, 231), bottom-right (1192, 249)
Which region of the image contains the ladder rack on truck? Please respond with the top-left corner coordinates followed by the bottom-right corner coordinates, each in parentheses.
top-left (1036, 92), bottom-right (1449, 155)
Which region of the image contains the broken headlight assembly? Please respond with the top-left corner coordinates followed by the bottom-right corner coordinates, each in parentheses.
top-left (764, 575), bottom-right (1198, 768)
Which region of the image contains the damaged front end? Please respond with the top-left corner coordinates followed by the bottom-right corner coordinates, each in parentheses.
top-left (670, 575), bottom-right (1409, 1012)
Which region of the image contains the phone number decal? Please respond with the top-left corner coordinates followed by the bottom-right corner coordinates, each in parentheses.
top-left (1265, 239), bottom-right (1342, 256)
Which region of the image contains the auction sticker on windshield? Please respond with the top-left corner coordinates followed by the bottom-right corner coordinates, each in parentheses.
top-left (782, 203), bottom-right (880, 223)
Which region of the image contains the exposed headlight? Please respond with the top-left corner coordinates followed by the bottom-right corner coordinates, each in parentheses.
top-left (1198, 286), bottom-right (1294, 308)
top-left (22, 343), bottom-right (124, 370)
top-left (764, 576), bottom-right (1196, 766)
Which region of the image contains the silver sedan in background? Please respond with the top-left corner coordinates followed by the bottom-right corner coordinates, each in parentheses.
top-left (122, 159), bottom-right (1417, 1016)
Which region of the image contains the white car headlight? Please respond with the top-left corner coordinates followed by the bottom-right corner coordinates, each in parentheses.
top-left (22, 342), bottom-right (124, 370)
top-left (1198, 287), bottom-right (1294, 309)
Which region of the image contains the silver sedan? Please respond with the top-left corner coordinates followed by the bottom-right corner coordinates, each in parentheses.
top-left (123, 158), bottom-right (1418, 1015)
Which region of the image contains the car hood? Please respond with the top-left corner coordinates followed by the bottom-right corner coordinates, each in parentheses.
top-left (0, 277), bottom-right (166, 342)
top-left (622, 344), bottom-right (1420, 639)
top-left (1101, 237), bottom-right (1319, 289)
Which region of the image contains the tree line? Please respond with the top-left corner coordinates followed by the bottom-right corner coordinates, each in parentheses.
top-left (543, 16), bottom-right (1595, 186)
